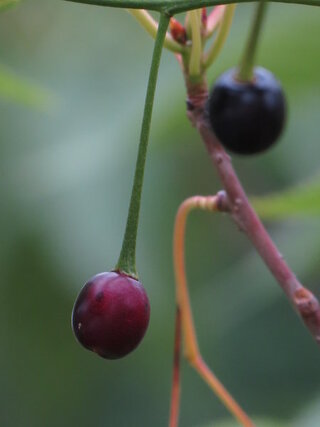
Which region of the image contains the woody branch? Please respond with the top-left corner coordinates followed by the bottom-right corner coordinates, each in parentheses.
top-left (185, 79), bottom-right (320, 347)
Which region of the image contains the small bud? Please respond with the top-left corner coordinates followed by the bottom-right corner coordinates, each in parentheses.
top-left (170, 18), bottom-right (187, 45)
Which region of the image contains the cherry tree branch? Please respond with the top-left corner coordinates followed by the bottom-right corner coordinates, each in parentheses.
top-left (186, 79), bottom-right (320, 347)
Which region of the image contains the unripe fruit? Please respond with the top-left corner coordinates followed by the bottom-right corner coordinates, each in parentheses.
top-left (207, 67), bottom-right (286, 155)
top-left (72, 271), bottom-right (150, 359)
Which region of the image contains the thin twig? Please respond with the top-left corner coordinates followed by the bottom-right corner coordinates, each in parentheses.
top-left (169, 307), bottom-right (182, 427)
top-left (171, 195), bottom-right (255, 427)
top-left (189, 10), bottom-right (202, 76)
top-left (128, 9), bottom-right (185, 53)
top-left (203, 4), bottom-right (236, 68)
top-left (205, 5), bottom-right (226, 38)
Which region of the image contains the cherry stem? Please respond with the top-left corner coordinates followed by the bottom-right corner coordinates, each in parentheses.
top-left (203, 4), bottom-right (236, 68)
top-left (171, 195), bottom-right (255, 427)
top-left (189, 10), bottom-right (202, 78)
top-left (173, 196), bottom-right (220, 360)
top-left (116, 13), bottom-right (170, 278)
top-left (205, 5), bottom-right (226, 39)
top-left (128, 9), bottom-right (185, 53)
top-left (237, 0), bottom-right (268, 81)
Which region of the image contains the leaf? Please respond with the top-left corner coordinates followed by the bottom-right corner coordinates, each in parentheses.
top-left (293, 394), bottom-right (320, 426)
top-left (251, 174), bottom-right (320, 219)
top-left (0, 64), bottom-right (56, 110)
top-left (64, 0), bottom-right (320, 15)
top-left (0, 0), bottom-right (19, 11)
top-left (197, 418), bottom-right (288, 427)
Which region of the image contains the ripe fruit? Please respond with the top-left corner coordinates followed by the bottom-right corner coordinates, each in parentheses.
top-left (207, 67), bottom-right (286, 155)
top-left (72, 271), bottom-right (150, 359)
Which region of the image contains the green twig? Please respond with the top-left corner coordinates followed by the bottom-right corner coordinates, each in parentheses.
top-left (203, 4), bottom-right (236, 69)
top-left (0, 64), bottom-right (55, 110)
top-left (189, 10), bottom-right (202, 77)
top-left (204, 5), bottom-right (226, 39)
top-left (237, 1), bottom-right (268, 81)
top-left (115, 13), bottom-right (170, 278)
top-left (63, 0), bottom-right (320, 15)
top-left (167, 0), bottom-right (318, 13)
top-left (128, 9), bottom-right (185, 53)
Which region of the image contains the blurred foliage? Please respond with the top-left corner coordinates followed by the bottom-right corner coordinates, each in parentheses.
top-left (0, 0), bottom-right (19, 12)
top-left (252, 173), bottom-right (320, 218)
top-left (0, 1), bottom-right (320, 427)
top-left (0, 64), bottom-right (55, 109)
top-left (0, 1), bottom-right (54, 109)
top-left (199, 419), bottom-right (287, 427)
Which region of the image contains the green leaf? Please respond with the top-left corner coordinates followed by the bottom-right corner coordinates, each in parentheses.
top-left (198, 419), bottom-right (288, 427)
top-left (0, 0), bottom-right (19, 11)
top-left (293, 395), bottom-right (320, 426)
top-left (64, 0), bottom-right (320, 15)
top-left (251, 174), bottom-right (320, 219)
top-left (0, 64), bottom-right (55, 110)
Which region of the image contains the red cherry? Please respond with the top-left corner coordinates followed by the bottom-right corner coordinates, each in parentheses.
top-left (72, 271), bottom-right (150, 359)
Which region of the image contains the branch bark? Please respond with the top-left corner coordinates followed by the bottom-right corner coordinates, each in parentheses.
top-left (186, 79), bottom-right (320, 347)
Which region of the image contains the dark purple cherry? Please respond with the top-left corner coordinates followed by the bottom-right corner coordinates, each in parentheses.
top-left (72, 271), bottom-right (150, 359)
top-left (207, 67), bottom-right (286, 155)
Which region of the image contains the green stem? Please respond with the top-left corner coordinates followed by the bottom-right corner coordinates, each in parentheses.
top-left (203, 4), bottom-right (236, 69)
top-left (115, 13), bottom-right (170, 278)
top-left (128, 9), bottom-right (185, 53)
top-left (188, 10), bottom-right (202, 77)
top-left (64, 0), bottom-right (320, 15)
top-left (237, 0), bottom-right (268, 81)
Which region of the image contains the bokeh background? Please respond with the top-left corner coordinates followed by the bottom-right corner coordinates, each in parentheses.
top-left (1, 1), bottom-right (320, 426)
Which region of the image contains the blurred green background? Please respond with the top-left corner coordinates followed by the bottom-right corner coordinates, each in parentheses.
top-left (1, 1), bottom-right (320, 426)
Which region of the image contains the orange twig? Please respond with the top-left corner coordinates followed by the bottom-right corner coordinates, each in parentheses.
top-left (169, 307), bottom-right (182, 427)
top-left (171, 195), bottom-right (255, 427)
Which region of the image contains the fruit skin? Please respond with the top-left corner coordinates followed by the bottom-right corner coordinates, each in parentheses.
top-left (72, 271), bottom-right (150, 359)
top-left (207, 67), bottom-right (286, 155)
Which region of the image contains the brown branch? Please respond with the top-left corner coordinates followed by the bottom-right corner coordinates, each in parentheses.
top-left (186, 79), bottom-right (320, 347)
